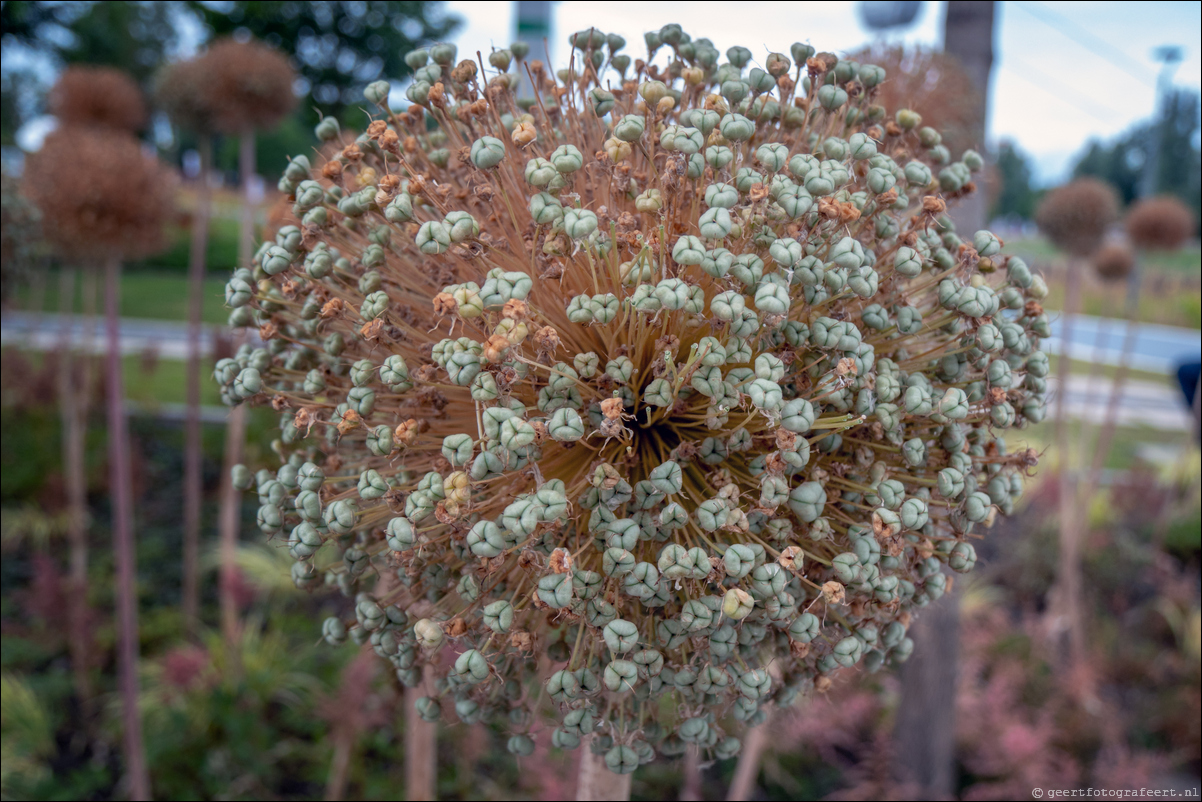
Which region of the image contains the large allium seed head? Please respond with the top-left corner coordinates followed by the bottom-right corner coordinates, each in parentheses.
top-left (155, 57), bottom-right (221, 134)
top-left (1035, 178), bottom-right (1119, 257)
top-left (224, 28), bottom-right (1041, 772)
top-left (846, 44), bottom-right (979, 154)
top-left (49, 65), bottom-right (148, 134)
top-left (23, 129), bottom-right (173, 263)
top-left (1091, 243), bottom-right (1135, 283)
top-left (200, 38), bottom-right (298, 133)
top-left (1125, 195), bottom-right (1195, 252)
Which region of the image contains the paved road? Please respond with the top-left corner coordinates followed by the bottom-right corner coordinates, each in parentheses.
top-left (0, 311), bottom-right (258, 359)
top-left (1047, 374), bottom-right (1192, 431)
top-left (2, 311), bottom-right (1196, 430)
top-left (1043, 312), bottom-right (1200, 375)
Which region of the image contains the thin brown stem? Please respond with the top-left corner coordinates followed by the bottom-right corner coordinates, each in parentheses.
top-left (182, 134), bottom-right (212, 635)
top-left (106, 258), bottom-right (151, 800)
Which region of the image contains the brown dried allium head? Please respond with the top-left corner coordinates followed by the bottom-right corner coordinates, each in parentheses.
top-left (154, 57), bottom-right (219, 134)
top-left (1035, 178), bottom-right (1119, 257)
top-left (23, 129), bottom-right (173, 262)
top-left (1091, 243), bottom-right (1135, 283)
top-left (847, 44), bottom-right (979, 152)
top-left (1125, 195), bottom-right (1195, 252)
top-left (202, 38), bottom-right (298, 133)
top-left (48, 65), bottom-right (147, 134)
top-left (222, 30), bottom-right (1044, 773)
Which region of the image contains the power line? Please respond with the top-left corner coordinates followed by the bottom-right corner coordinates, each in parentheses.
top-left (1010, 0), bottom-right (1158, 88)
top-left (1000, 54), bottom-right (1127, 125)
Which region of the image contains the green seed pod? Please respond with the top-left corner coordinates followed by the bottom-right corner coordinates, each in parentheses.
top-left (231, 464), bottom-right (253, 491)
top-left (488, 49), bottom-right (512, 71)
top-left (470, 136), bottom-right (506, 169)
top-left (964, 491), bottom-right (993, 523)
top-left (314, 115), bottom-right (341, 141)
top-left (363, 80), bottom-right (390, 105)
top-left (948, 541), bottom-right (977, 572)
top-left (603, 619), bottom-right (639, 654)
top-left (550, 143), bottom-right (584, 173)
top-left (563, 208), bottom-right (598, 239)
top-left (698, 206), bottom-right (733, 239)
top-left (506, 734), bottom-right (536, 756)
top-left (613, 114), bottom-right (646, 142)
top-left (727, 45), bottom-right (753, 68)
top-left (430, 42), bottom-right (457, 65)
top-left (719, 113), bottom-right (755, 141)
top-left (605, 744), bottom-right (640, 774)
top-left (415, 221), bottom-right (451, 254)
top-left (722, 587), bottom-right (754, 620)
top-left (538, 572), bottom-right (574, 607)
top-left (451, 649), bottom-right (488, 684)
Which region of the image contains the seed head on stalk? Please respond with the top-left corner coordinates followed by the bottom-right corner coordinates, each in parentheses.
top-left (49, 65), bottom-right (148, 134)
top-left (24, 128), bottom-right (173, 262)
top-left (1035, 177), bottom-right (1118, 257)
top-left (1125, 195), bottom-right (1194, 252)
top-left (222, 28), bottom-right (1044, 773)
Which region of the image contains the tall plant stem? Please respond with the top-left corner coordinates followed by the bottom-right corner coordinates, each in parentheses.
top-left (58, 267), bottom-right (93, 707)
top-left (680, 744), bottom-right (702, 800)
top-left (1081, 260), bottom-right (1145, 505)
top-left (1076, 282), bottom-right (1118, 472)
top-left (218, 130), bottom-right (255, 652)
top-left (726, 720), bottom-right (768, 801)
top-left (105, 258), bottom-right (151, 800)
top-left (182, 134), bottom-right (213, 635)
top-left (1054, 258), bottom-right (1087, 676)
top-left (576, 737), bottom-right (632, 801)
top-left (405, 664), bottom-right (437, 801)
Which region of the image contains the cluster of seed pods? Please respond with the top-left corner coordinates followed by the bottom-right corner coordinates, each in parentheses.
top-left (223, 26), bottom-right (1043, 772)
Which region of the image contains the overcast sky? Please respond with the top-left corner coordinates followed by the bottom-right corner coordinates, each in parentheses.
top-left (442, 0), bottom-right (1202, 185)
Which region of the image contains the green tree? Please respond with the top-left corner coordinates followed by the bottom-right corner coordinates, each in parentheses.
top-left (1072, 133), bottom-right (1142, 206)
top-left (2, 2), bottom-right (179, 140)
top-left (1073, 88), bottom-right (1201, 220)
top-left (991, 140), bottom-right (1038, 220)
top-left (186, 1), bottom-right (461, 122)
top-left (1154, 89), bottom-right (1201, 223)
top-left (1, 1), bottom-right (179, 82)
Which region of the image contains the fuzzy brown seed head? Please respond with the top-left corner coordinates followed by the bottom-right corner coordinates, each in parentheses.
top-left (600, 397), bottom-right (625, 420)
top-left (512, 120), bottom-right (537, 147)
top-left (502, 299), bottom-right (530, 320)
top-left (1036, 178), bottom-right (1119, 257)
top-left (23, 129), bottom-right (172, 263)
top-left (1126, 195), bottom-right (1195, 251)
top-left (922, 195), bottom-right (947, 216)
top-left (293, 407), bottom-right (317, 438)
top-left (336, 409), bottom-right (361, 436)
top-left (778, 546), bottom-right (803, 571)
top-left (394, 419), bottom-right (419, 446)
top-left (822, 581), bottom-right (846, 605)
top-left (549, 548), bottom-right (573, 573)
top-left (509, 631), bottom-right (534, 653)
top-left (51, 65), bottom-right (148, 133)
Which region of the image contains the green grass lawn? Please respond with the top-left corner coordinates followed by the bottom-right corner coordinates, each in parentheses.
top-left (1013, 417), bottom-right (1188, 472)
top-left (1006, 237), bottom-right (1202, 329)
top-left (129, 217), bottom-right (243, 275)
top-left (123, 354), bottom-right (224, 407)
top-left (14, 270), bottom-right (231, 325)
top-left (1039, 278), bottom-right (1201, 330)
top-left (1006, 236), bottom-right (1202, 275)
